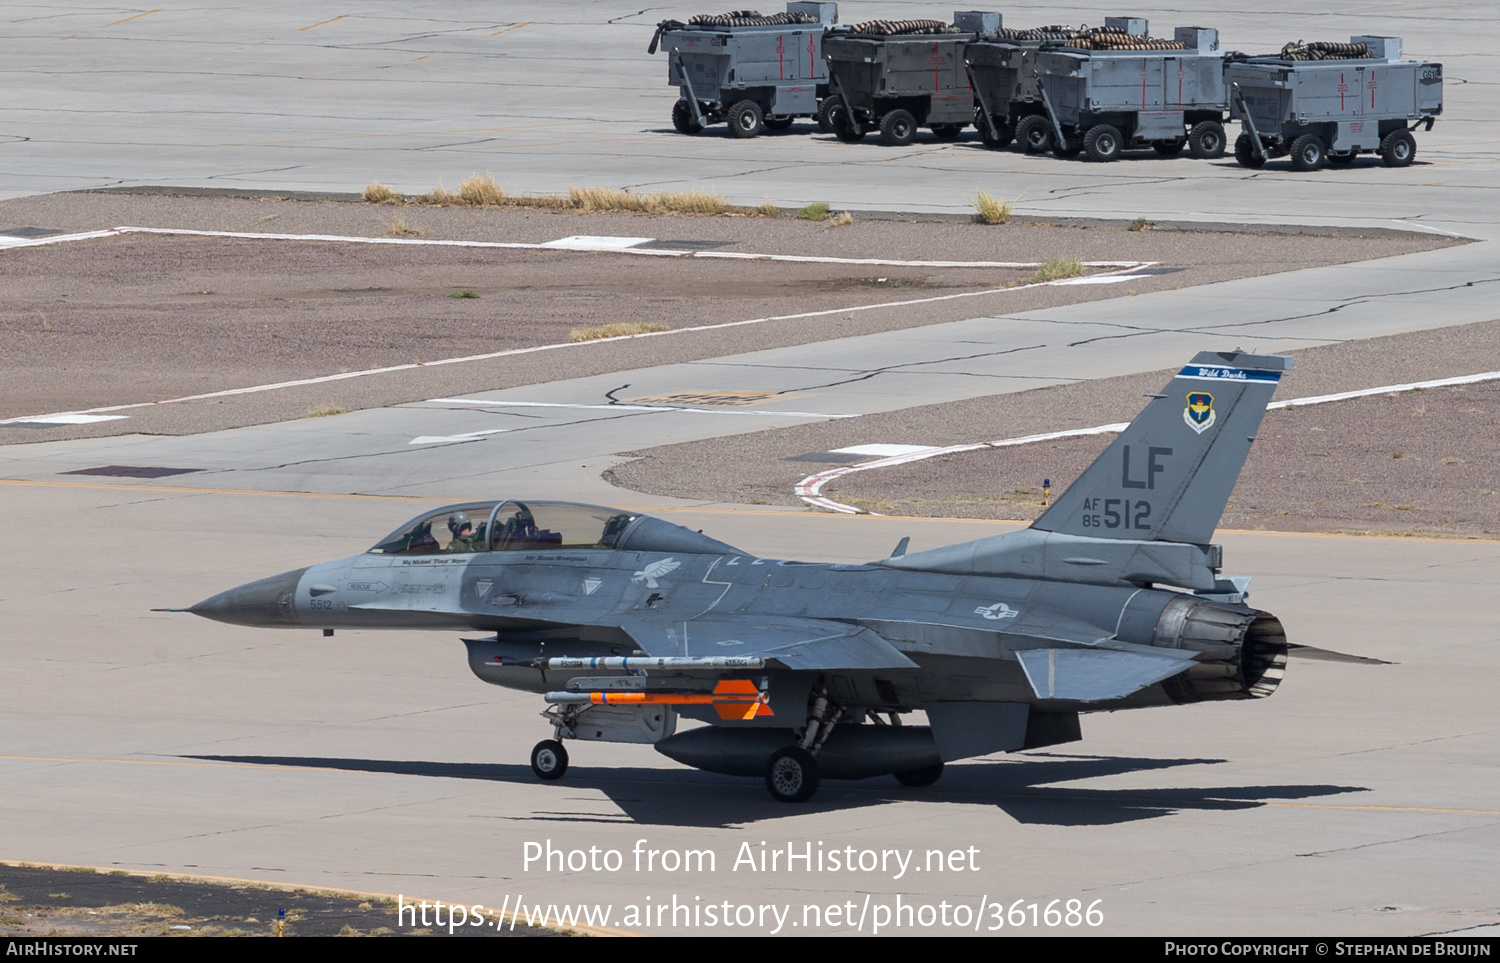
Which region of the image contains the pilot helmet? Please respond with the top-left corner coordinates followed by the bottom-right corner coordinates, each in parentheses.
top-left (447, 512), bottom-right (472, 537)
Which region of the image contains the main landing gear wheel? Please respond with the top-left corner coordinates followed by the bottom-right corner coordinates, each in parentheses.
top-left (765, 746), bottom-right (820, 803)
top-left (893, 761), bottom-right (944, 787)
top-left (531, 739), bottom-right (569, 781)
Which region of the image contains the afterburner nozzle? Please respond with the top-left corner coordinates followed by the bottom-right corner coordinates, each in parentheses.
top-left (187, 567), bottom-right (308, 627)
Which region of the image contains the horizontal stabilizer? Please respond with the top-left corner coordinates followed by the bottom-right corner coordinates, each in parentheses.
top-left (1287, 643), bottom-right (1393, 665)
top-left (1017, 647), bottom-right (1194, 702)
top-left (621, 615), bottom-right (918, 670)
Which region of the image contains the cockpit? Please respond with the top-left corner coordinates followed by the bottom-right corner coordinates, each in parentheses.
top-left (367, 500), bottom-right (745, 558)
top-left (368, 501), bottom-right (638, 556)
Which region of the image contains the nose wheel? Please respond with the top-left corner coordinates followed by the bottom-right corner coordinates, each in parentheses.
top-left (531, 739), bottom-right (569, 781)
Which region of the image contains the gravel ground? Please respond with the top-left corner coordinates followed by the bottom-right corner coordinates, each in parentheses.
top-left (0, 192), bottom-right (1452, 443)
top-left (605, 320), bottom-right (1500, 537)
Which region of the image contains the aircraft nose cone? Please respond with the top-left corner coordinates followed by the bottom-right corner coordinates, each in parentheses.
top-left (188, 567), bottom-right (308, 627)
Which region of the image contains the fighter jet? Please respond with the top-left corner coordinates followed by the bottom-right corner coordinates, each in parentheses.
top-left (184, 350), bottom-right (1293, 802)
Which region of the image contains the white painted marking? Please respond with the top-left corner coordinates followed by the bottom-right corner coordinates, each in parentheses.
top-left (408, 429), bottom-right (512, 445)
top-left (539, 235), bottom-right (654, 251)
top-left (0, 225), bottom-right (1151, 271)
top-left (1050, 274), bottom-right (1152, 286)
top-left (795, 369), bottom-right (1500, 513)
top-left (830, 444), bottom-right (942, 457)
top-left (10, 413), bottom-right (131, 425)
top-left (419, 398), bottom-right (855, 418)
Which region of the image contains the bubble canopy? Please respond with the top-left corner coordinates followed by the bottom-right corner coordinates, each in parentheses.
top-left (366, 501), bottom-right (742, 557)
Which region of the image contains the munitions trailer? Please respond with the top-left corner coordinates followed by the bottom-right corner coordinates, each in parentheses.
top-left (1030, 22), bottom-right (1230, 161)
top-left (651, 3), bottom-right (838, 137)
top-left (965, 18), bottom-right (1140, 149)
top-left (1227, 37), bottom-right (1442, 171)
top-left (822, 11), bottom-right (999, 146)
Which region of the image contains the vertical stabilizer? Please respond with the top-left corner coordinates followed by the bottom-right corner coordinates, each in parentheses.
top-left (1031, 351), bottom-right (1290, 545)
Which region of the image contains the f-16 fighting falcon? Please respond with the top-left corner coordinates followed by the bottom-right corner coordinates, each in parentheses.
top-left (183, 350), bottom-right (1295, 802)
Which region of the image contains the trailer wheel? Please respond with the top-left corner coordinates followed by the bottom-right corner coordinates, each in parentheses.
top-left (815, 98), bottom-right (835, 134)
top-left (764, 116), bottom-right (794, 131)
top-left (828, 102), bottom-right (864, 143)
top-left (930, 124), bottom-right (962, 141)
top-left (981, 120), bottom-right (1014, 150)
top-left (1154, 139), bottom-right (1186, 157)
top-left (1083, 123), bottom-right (1122, 162)
top-left (1289, 133), bottom-right (1326, 171)
top-left (894, 761), bottom-right (944, 787)
top-left (727, 100), bottom-right (764, 139)
top-left (1234, 134), bottom-right (1266, 169)
top-left (766, 747), bottom-right (820, 803)
top-left (1328, 152), bottom-right (1356, 166)
top-left (530, 740), bottom-right (569, 781)
top-left (672, 100), bottom-right (702, 135)
top-left (1053, 135), bottom-right (1082, 159)
top-left (1188, 120), bottom-right (1226, 159)
top-left (1016, 115), bottom-right (1053, 154)
top-left (879, 109), bottom-right (917, 146)
top-left (1380, 129), bottom-right (1416, 168)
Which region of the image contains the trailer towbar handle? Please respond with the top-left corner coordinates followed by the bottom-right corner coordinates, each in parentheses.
top-left (673, 49), bottom-right (708, 127)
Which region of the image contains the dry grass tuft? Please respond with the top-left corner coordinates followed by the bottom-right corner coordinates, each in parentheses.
top-left (568, 186), bottom-right (732, 215)
top-left (419, 183), bottom-right (461, 206)
top-left (304, 406), bottom-right (348, 418)
top-left (447, 289), bottom-right (480, 299)
top-left (824, 211), bottom-right (854, 228)
top-left (1026, 258), bottom-right (1086, 284)
top-left (569, 322), bottom-right (670, 343)
top-left (974, 191), bottom-right (1014, 225)
top-left (1128, 216), bottom-right (1150, 231)
top-left (458, 172), bottom-right (506, 206)
top-left (362, 181), bottom-right (403, 204)
top-left (757, 201), bottom-right (784, 217)
top-left (386, 216), bottom-right (421, 237)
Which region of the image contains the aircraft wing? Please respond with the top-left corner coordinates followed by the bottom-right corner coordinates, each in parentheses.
top-left (620, 614), bottom-right (919, 671)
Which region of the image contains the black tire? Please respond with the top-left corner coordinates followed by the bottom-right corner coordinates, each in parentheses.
top-left (1083, 123), bottom-right (1122, 162)
top-left (530, 740), bottom-right (568, 781)
top-left (1053, 134), bottom-right (1081, 159)
top-left (980, 119), bottom-right (1014, 149)
top-left (1289, 132), bottom-right (1325, 172)
top-left (672, 100), bottom-right (702, 135)
top-left (1328, 152), bottom-right (1356, 166)
top-left (930, 124), bottom-right (962, 141)
top-left (828, 102), bottom-right (864, 143)
top-left (765, 746), bottom-right (820, 803)
top-left (1234, 133), bottom-right (1266, 169)
top-left (1015, 114), bottom-right (1053, 154)
top-left (879, 109), bottom-right (916, 146)
top-left (893, 761), bottom-right (944, 787)
top-left (1154, 139), bottom-right (1186, 157)
top-left (727, 99), bottom-right (764, 139)
top-left (1380, 129), bottom-right (1416, 168)
top-left (815, 98), bottom-right (835, 134)
top-left (764, 115), bottom-right (794, 131)
top-left (1188, 120), bottom-right (1226, 159)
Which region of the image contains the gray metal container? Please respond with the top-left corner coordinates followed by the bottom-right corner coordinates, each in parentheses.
top-left (823, 12), bottom-right (998, 145)
top-left (1029, 35), bottom-right (1229, 161)
top-left (655, 3), bottom-right (836, 137)
top-left (1227, 37), bottom-right (1442, 171)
